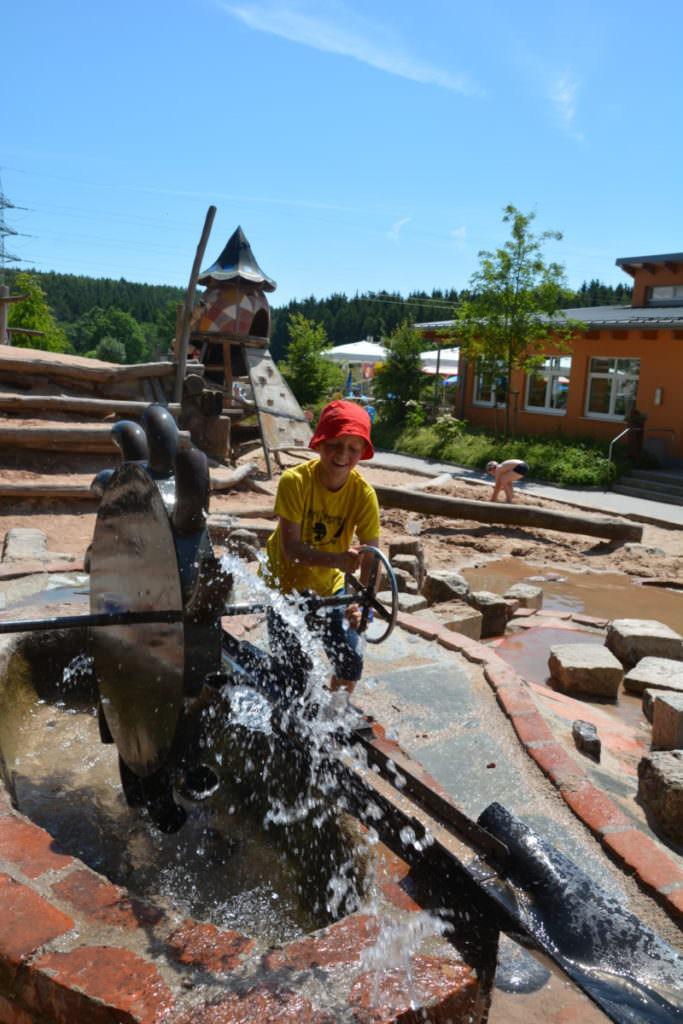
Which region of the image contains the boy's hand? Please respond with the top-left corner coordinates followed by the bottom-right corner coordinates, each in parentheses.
top-left (339, 547), bottom-right (361, 574)
top-left (345, 602), bottom-right (362, 630)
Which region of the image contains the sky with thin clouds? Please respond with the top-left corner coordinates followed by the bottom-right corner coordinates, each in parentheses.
top-left (3, 0), bottom-right (683, 310)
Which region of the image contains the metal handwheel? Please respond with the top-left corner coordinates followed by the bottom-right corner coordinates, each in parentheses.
top-left (344, 545), bottom-right (399, 645)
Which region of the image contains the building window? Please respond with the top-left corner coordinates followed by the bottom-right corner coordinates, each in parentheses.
top-left (525, 356), bottom-right (571, 413)
top-left (585, 357), bottom-right (640, 419)
top-left (645, 285), bottom-right (683, 306)
top-left (474, 362), bottom-right (508, 406)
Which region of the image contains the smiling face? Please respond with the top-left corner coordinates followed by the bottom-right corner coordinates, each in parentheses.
top-left (314, 433), bottom-right (367, 491)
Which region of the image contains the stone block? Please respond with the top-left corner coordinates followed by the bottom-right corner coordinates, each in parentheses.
top-left (388, 537), bottom-right (425, 586)
top-left (548, 643), bottom-right (623, 698)
top-left (652, 692), bottom-right (683, 750)
top-left (430, 600), bottom-right (482, 640)
top-left (637, 750), bottom-right (683, 844)
top-left (642, 688), bottom-right (657, 723)
top-left (623, 656), bottom-right (683, 696)
top-left (572, 719), bottom-right (601, 761)
top-left (391, 553), bottom-right (420, 582)
top-left (421, 569), bottom-right (470, 605)
top-left (606, 619), bottom-right (683, 669)
top-left (502, 582), bottom-right (543, 610)
top-left (468, 590), bottom-right (510, 639)
top-left (376, 590), bottom-right (428, 613)
top-left (391, 567), bottom-right (413, 593)
top-left (2, 528), bottom-right (48, 563)
top-left (226, 529), bottom-right (260, 562)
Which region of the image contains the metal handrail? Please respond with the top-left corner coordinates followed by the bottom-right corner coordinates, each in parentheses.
top-left (607, 427), bottom-right (631, 478)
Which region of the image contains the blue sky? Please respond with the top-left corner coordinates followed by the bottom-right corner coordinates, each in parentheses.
top-left (4, 0), bottom-right (683, 313)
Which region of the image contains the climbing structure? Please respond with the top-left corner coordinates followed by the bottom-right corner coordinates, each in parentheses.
top-left (185, 226), bottom-right (311, 475)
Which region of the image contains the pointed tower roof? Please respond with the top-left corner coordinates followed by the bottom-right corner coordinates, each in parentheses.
top-left (198, 226), bottom-right (276, 291)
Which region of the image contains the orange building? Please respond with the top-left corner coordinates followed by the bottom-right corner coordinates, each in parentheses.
top-left (417, 252), bottom-right (683, 462)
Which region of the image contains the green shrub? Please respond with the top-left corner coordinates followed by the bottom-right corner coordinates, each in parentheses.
top-left (372, 419), bottom-right (638, 488)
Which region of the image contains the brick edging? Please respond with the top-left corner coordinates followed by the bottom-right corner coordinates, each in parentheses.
top-left (395, 610), bottom-right (683, 925)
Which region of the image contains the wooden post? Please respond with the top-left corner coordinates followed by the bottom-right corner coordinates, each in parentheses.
top-left (174, 205), bottom-right (217, 403)
top-left (0, 286), bottom-right (8, 345)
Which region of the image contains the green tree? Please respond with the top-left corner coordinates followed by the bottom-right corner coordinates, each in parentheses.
top-left (154, 299), bottom-right (180, 358)
top-left (279, 312), bottom-right (343, 405)
top-left (68, 306), bottom-right (147, 363)
top-left (93, 336), bottom-right (126, 363)
top-left (451, 205), bottom-right (583, 436)
top-left (373, 321), bottom-right (425, 424)
top-left (6, 272), bottom-right (69, 352)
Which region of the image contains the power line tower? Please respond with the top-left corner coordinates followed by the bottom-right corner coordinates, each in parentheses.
top-left (0, 177), bottom-right (29, 343)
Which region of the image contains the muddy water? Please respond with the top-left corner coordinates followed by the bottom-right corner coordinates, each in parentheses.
top-left (8, 691), bottom-right (323, 947)
top-left (462, 557), bottom-right (683, 632)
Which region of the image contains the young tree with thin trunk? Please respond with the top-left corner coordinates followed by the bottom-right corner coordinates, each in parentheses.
top-left (451, 205), bottom-right (583, 437)
top-left (7, 272), bottom-right (69, 352)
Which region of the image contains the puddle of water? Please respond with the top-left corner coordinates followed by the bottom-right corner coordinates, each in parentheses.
top-left (463, 558), bottom-right (683, 632)
top-left (491, 626), bottom-right (646, 730)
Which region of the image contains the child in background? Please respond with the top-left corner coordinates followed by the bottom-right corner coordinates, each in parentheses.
top-left (486, 458), bottom-right (529, 502)
top-left (262, 401), bottom-right (380, 695)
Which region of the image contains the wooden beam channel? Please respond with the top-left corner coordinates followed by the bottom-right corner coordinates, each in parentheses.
top-left (372, 484), bottom-right (643, 542)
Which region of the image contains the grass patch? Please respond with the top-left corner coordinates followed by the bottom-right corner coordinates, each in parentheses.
top-left (371, 417), bottom-right (641, 487)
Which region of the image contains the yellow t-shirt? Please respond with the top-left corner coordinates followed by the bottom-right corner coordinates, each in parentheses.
top-left (263, 459), bottom-right (380, 597)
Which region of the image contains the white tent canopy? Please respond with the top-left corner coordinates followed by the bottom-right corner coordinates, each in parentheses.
top-left (321, 340), bottom-right (388, 364)
top-left (420, 347), bottom-right (460, 373)
top-left (322, 340), bottom-right (460, 374)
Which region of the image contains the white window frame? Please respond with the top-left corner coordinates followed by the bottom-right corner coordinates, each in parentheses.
top-left (524, 356), bottom-right (571, 415)
top-left (646, 285), bottom-right (683, 306)
top-left (473, 362), bottom-right (508, 407)
top-left (585, 357), bottom-right (640, 421)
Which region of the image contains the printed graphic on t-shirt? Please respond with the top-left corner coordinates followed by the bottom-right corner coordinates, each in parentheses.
top-left (307, 510), bottom-right (346, 547)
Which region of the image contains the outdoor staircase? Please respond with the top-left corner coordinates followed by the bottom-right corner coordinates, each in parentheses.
top-left (612, 466), bottom-right (683, 507)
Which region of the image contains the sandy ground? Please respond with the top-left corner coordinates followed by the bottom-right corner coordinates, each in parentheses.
top-left (1, 451), bottom-right (682, 585)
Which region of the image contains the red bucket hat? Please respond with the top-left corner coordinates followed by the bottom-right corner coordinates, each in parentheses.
top-left (309, 400), bottom-right (374, 460)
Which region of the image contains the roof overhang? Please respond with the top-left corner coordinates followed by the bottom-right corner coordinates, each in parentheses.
top-left (616, 253), bottom-right (683, 278)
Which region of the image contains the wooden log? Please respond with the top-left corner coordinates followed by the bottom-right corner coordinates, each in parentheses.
top-left (0, 394), bottom-right (182, 417)
top-left (372, 484), bottom-right (643, 542)
top-left (409, 472), bottom-right (454, 491)
top-left (209, 461), bottom-right (260, 492)
top-left (0, 424), bottom-right (192, 452)
top-left (0, 349), bottom-right (177, 383)
top-left (0, 481), bottom-right (96, 499)
top-left (174, 205), bottom-right (217, 403)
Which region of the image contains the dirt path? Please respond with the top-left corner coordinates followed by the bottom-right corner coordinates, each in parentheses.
top-left (3, 456), bottom-right (681, 587)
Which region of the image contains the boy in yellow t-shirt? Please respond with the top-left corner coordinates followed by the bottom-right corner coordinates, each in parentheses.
top-left (263, 400), bottom-right (380, 695)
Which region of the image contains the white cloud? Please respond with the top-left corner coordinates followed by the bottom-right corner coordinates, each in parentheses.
top-left (222, 2), bottom-right (482, 95)
top-left (550, 72), bottom-right (584, 141)
top-left (449, 226), bottom-right (466, 248)
top-left (388, 216), bottom-right (411, 241)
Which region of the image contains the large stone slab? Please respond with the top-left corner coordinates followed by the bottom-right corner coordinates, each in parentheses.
top-left (605, 618), bottom-right (683, 669)
top-left (652, 692), bottom-right (683, 750)
top-left (548, 643), bottom-right (623, 698)
top-left (623, 656), bottom-right (683, 696)
top-left (2, 527), bottom-right (48, 563)
top-left (503, 582), bottom-right (543, 610)
top-left (468, 590), bottom-right (512, 639)
top-left (431, 600), bottom-right (483, 640)
top-left (637, 749), bottom-right (683, 844)
top-left (421, 569), bottom-right (470, 605)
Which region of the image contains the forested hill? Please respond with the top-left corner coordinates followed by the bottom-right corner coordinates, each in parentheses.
top-left (6, 269), bottom-right (186, 324)
top-left (8, 268), bottom-right (632, 362)
top-left (268, 279), bottom-right (633, 361)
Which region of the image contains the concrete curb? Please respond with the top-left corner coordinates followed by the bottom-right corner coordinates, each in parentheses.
top-left (394, 609), bottom-right (683, 926)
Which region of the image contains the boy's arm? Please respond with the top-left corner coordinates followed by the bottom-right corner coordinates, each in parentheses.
top-left (359, 539), bottom-right (380, 586)
top-left (279, 517), bottom-right (361, 575)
